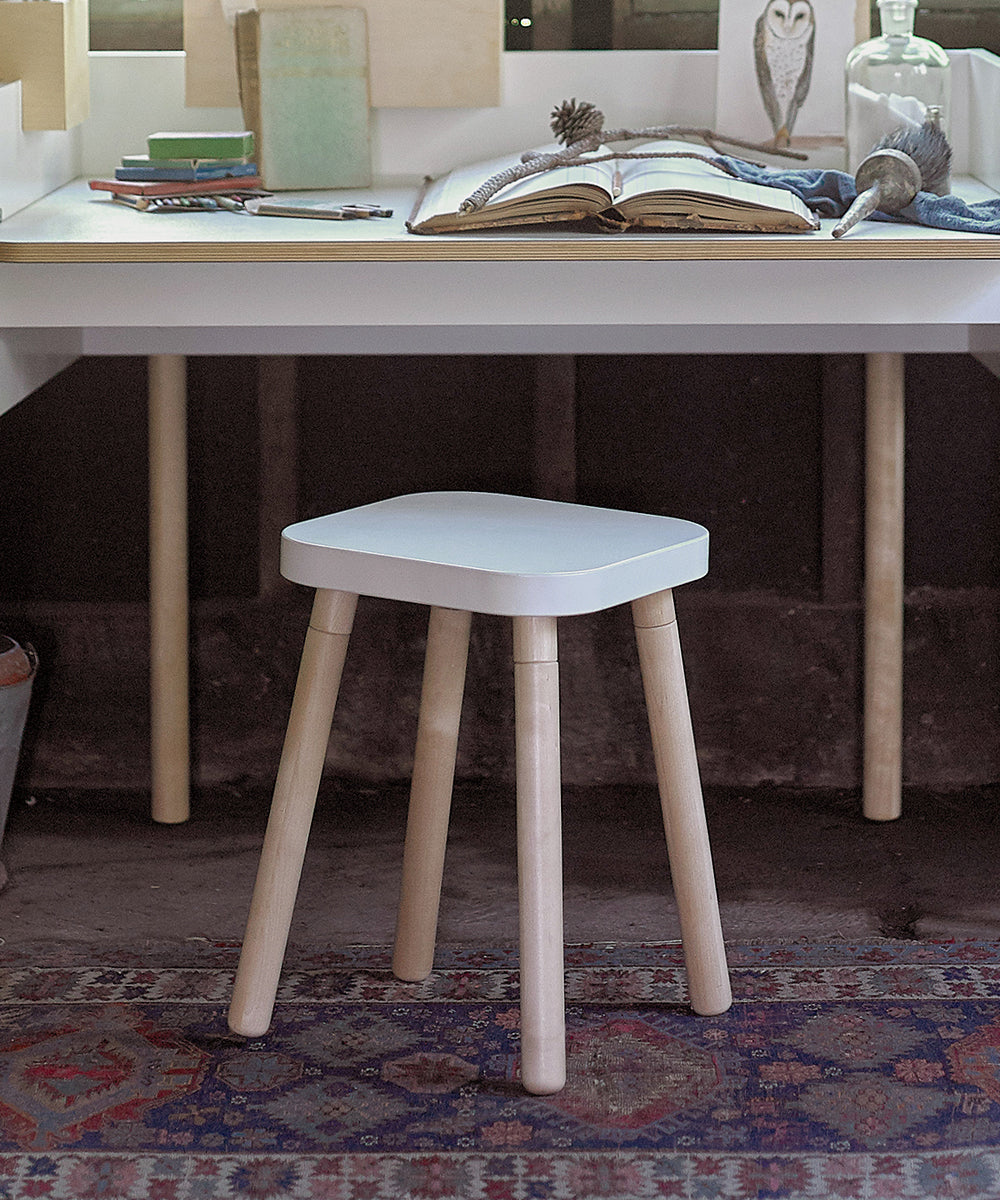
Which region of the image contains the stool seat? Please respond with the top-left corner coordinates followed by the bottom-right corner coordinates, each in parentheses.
top-left (229, 491), bottom-right (731, 1096)
top-left (281, 491), bottom-right (709, 615)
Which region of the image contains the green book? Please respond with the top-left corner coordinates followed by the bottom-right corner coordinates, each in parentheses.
top-left (235, 7), bottom-right (371, 191)
top-left (147, 131), bottom-right (256, 161)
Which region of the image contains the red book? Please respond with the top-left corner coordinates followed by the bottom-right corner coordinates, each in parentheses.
top-left (89, 175), bottom-right (264, 197)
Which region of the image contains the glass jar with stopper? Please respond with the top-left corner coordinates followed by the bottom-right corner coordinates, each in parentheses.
top-left (845, 0), bottom-right (950, 176)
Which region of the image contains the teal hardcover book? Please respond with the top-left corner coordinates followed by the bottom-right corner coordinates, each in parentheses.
top-left (235, 6), bottom-right (371, 191)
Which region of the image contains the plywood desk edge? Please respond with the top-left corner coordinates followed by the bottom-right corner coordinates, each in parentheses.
top-left (5, 234), bottom-right (1000, 263)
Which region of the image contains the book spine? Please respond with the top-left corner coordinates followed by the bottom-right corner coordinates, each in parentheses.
top-left (114, 164), bottom-right (259, 181)
top-left (89, 175), bottom-right (264, 196)
top-left (235, 13), bottom-right (263, 183)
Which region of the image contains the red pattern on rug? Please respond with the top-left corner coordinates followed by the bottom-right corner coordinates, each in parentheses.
top-left (0, 940), bottom-right (999, 1198)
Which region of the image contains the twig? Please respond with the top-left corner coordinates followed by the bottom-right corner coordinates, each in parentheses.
top-left (460, 137), bottom-right (600, 212)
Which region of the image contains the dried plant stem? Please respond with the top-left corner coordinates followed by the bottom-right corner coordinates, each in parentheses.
top-left (601, 125), bottom-right (810, 160)
top-left (460, 136), bottom-right (601, 212)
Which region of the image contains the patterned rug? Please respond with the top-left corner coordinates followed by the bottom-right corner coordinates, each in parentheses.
top-left (2, 940), bottom-right (1000, 1199)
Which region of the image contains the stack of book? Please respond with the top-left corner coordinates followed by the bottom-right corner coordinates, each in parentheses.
top-left (89, 131), bottom-right (266, 207)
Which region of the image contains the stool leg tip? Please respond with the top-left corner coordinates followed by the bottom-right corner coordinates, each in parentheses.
top-left (228, 1006), bottom-right (273, 1039)
top-left (521, 1066), bottom-right (567, 1095)
top-left (690, 980), bottom-right (733, 1018)
top-left (391, 949), bottom-right (435, 983)
top-left (519, 1040), bottom-right (567, 1095)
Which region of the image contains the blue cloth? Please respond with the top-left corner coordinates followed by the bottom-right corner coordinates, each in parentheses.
top-left (718, 157), bottom-right (1000, 235)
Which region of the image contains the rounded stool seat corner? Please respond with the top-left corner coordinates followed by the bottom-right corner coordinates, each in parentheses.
top-left (279, 491), bottom-right (709, 615)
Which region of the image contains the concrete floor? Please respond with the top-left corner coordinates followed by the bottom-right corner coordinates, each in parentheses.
top-left (1, 780), bottom-right (999, 955)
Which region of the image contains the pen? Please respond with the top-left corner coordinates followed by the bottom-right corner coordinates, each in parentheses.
top-left (243, 199), bottom-right (393, 220)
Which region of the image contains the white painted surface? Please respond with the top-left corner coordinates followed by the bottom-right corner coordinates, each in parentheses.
top-left (78, 49), bottom-right (723, 180)
top-left (280, 492), bottom-right (709, 615)
top-left (2, 252), bottom-right (1000, 344)
top-left (0, 330), bottom-right (81, 418)
top-left (0, 82), bottom-right (80, 220)
top-left (967, 49), bottom-right (1000, 191)
top-left (3, 46), bottom-right (997, 214)
top-left (76, 48), bottom-right (996, 180)
top-left (81, 52), bottom-right (243, 178)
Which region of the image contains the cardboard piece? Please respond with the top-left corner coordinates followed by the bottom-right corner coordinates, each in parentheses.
top-left (185, 0), bottom-right (502, 110)
top-left (0, 0), bottom-right (90, 131)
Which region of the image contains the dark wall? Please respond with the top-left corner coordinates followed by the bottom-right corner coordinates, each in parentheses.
top-left (1, 351), bottom-right (998, 792)
top-left (5, 352), bottom-right (997, 599)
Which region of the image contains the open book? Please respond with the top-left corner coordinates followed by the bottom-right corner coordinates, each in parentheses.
top-left (407, 140), bottom-right (819, 235)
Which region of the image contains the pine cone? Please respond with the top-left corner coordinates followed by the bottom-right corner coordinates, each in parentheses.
top-left (550, 99), bottom-right (604, 146)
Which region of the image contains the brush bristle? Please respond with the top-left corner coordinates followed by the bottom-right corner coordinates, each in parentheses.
top-left (874, 121), bottom-right (952, 194)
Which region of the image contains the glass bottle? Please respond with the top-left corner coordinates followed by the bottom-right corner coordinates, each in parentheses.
top-left (845, 0), bottom-right (951, 174)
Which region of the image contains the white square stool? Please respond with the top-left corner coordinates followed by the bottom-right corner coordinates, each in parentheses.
top-left (228, 491), bottom-right (731, 1094)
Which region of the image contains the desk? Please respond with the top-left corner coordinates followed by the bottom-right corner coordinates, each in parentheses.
top-left (3, 179), bottom-right (1000, 823)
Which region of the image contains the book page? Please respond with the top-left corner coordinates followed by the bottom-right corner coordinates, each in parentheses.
top-left (616, 139), bottom-right (812, 219)
top-left (417, 147), bottom-right (617, 222)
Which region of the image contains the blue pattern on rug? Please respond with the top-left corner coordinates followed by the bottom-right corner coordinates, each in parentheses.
top-left (1, 941), bottom-right (1000, 1198)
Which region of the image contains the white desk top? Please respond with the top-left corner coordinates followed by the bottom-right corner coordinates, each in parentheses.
top-left (2, 178), bottom-right (1000, 263)
top-left (3, 177), bottom-right (1000, 364)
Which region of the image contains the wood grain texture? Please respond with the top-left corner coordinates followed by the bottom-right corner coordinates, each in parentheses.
top-left (0, 0), bottom-right (89, 131)
top-left (186, 0), bottom-right (501, 110)
top-left (863, 351), bottom-right (905, 821)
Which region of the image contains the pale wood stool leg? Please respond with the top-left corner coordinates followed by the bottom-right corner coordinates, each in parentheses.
top-left (229, 588), bottom-right (358, 1037)
top-left (513, 615), bottom-right (566, 1095)
top-left (864, 351), bottom-right (905, 821)
top-left (633, 590), bottom-right (732, 1017)
top-left (148, 354), bottom-right (190, 825)
top-left (393, 606), bottom-right (473, 982)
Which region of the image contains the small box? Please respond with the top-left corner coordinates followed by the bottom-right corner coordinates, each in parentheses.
top-left (0, 0), bottom-right (90, 131)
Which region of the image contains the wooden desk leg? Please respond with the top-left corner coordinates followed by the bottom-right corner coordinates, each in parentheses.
top-left (148, 354), bottom-right (190, 824)
top-left (863, 352), bottom-right (904, 821)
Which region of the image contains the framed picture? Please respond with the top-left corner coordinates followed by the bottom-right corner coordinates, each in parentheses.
top-left (716, 0), bottom-right (867, 158)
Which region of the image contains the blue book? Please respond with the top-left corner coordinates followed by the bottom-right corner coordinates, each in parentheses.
top-left (114, 163), bottom-right (260, 182)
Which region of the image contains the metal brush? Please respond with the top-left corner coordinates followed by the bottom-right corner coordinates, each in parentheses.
top-left (832, 120), bottom-right (952, 239)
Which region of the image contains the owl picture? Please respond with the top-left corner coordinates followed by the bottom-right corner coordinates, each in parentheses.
top-left (754, 0), bottom-right (816, 147)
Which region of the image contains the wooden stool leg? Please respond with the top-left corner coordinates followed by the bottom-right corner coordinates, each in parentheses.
top-left (513, 615), bottom-right (566, 1095)
top-left (393, 606), bottom-right (472, 982)
top-left (864, 351), bottom-right (905, 821)
top-left (633, 590), bottom-right (732, 1018)
top-left (228, 588), bottom-right (358, 1037)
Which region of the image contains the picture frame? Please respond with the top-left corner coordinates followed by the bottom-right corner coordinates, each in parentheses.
top-left (716, 0), bottom-right (868, 160)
